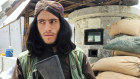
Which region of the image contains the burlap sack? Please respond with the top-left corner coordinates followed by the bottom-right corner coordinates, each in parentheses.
top-left (109, 19), bottom-right (140, 36)
top-left (92, 56), bottom-right (140, 77)
top-left (113, 50), bottom-right (140, 58)
top-left (91, 63), bottom-right (95, 69)
top-left (96, 71), bottom-right (139, 79)
top-left (103, 35), bottom-right (140, 53)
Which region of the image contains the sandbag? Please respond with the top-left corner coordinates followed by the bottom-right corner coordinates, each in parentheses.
top-left (113, 50), bottom-right (140, 58)
top-left (92, 56), bottom-right (140, 77)
top-left (96, 71), bottom-right (139, 79)
top-left (103, 35), bottom-right (140, 53)
top-left (109, 19), bottom-right (140, 36)
top-left (122, 0), bottom-right (138, 6)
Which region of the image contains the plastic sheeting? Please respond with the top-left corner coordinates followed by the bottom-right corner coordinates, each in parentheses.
top-left (0, 0), bottom-right (30, 28)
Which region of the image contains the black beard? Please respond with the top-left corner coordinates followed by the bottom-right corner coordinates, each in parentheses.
top-left (44, 39), bottom-right (58, 47)
top-left (43, 36), bottom-right (59, 48)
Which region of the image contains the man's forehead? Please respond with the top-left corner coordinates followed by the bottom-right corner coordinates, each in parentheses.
top-left (37, 15), bottom-right (59, 20)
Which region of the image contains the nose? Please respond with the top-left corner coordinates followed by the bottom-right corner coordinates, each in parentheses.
top-left (44, 21), bottom-right (51, 32)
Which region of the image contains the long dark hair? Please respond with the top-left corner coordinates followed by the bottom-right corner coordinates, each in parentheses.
top-left (26, 11), bottom-right (76, 56)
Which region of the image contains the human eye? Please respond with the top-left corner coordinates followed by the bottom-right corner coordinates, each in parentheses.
top-left (38, 19), bottom-right (45, 24)
top-left (49, 19), bottom-right (57, 24)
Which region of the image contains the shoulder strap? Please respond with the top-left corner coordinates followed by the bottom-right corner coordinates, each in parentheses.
top-left (69, 47), bottom-right (86, 79)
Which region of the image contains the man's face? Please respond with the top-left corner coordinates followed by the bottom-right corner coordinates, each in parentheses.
top-left (37, 10), bottom-right (60, 44)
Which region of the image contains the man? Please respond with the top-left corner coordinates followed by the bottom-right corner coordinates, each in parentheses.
top-left (11, 0), bottom-right (95, 79)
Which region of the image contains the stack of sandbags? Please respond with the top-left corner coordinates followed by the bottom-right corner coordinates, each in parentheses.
top-left (104, 19), bottom-right (140, 56)
top-left (93, 19), bottom-right (140, 79)
top-left (92, 56), bottom-right (140, 79)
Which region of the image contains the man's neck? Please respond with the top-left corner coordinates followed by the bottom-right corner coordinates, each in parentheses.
top-left (53, 47), bottom-right (57, 53)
